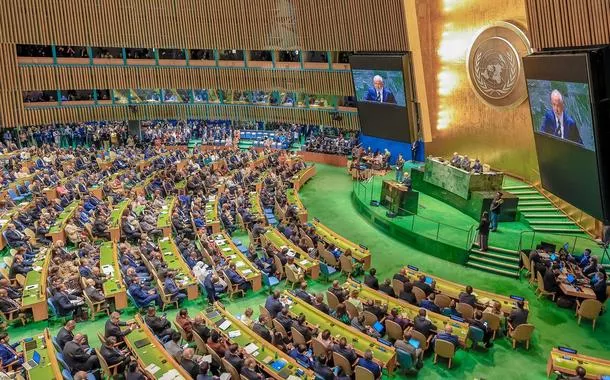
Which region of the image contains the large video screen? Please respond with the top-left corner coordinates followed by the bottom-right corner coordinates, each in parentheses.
top-left (523, 53), bottom-right (603, 220)
top-left (527, 79), bottom-right (595, 151)
top-left (352, 69), bottom-right (406, 106)
top-left (350, 55), bottom-right (412, 143)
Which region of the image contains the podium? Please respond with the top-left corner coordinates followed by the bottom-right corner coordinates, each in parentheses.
top-left (380, 180), bottom-right (419, 215)
top-left (423, 157), bottom-right (503, 199)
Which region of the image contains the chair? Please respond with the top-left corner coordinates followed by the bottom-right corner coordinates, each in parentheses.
top-left (221, 358), bottom-right (240, 380)
top-left (319, 262), bottom-right (338, 282)
top-left (391, 280), bottom-right (404, 298)
top-left (412, 287), bottom-right (426, 304)
top-left (535, 272), bottom-right (556, 301)
top-left (311, 338), bottom-right (327, 358)
top-left (83, 292), bottom-right (110, 320)
top-left (7, 189), bottom-right (25, 202)
top-left (222, 271), bottom-right (245, 300)
top-left (158, 286), bottom-right (180, 312)
top-left (575, 299), bottom-right (602, 330)
top-left (192, 331), bottom-right (208, 355)
top-left (396, 348), bottom-right (415, 374)
top-left (326, 291), bottom-right (340, 311)
top-left (173, 320), bottom-right (190, 342)
top-left (339, 255), bottom-right (354, 277)
top-left (410, 330), bottom-right (431, 351)
top-left (272, 319), bottom-right (289, 338)
top-left (385, 319), bottom-right (403, 342)
top-left (354, 366), bottom-right (375, 380)
top-left (456, 303), bottom-right (474, 320)
top-left (320, 247), bottom-right (339, 269)
top-left (481, 312), bottom-right (501, 340)
top-left (291, 326), bottom-right (308, 345)
top-left (508, 323), bottom-right (535, 349)
top-left (284, 265), bottom-right (302, 289)
top-left (434, 294), bottom-right (452, 309)
top-left (273, 255), bottom-right (284, 280)
top-left (98, 350), bottom-right (121, 378)
top-left (468, 326), bottom-right (485, 350)
top-left (433, 339), bottom-right (455, 368)
top-left (362, 310), bottom-right (378, 326)
top-left (345, 301), bottom-right (359, 320)
top-left (14, 274), bottom-right (25, 288)
top-left (520, 251), bottom-right (532, 280)
top-left (333, 352), bottom-right (353, 376)
top-left (261, 272), bottom-right (279, 294)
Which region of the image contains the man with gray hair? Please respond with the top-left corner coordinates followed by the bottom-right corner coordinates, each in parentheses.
top-left (540, 88), bottom-right (582, 145)
top-left (364, 74), bottom-right (396, 104)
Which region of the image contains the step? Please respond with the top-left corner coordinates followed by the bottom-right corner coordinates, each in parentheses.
top-left (472, 242), bottom-right (519, 256)
top-left (531, 226), bottom-right (585, 234)
top-left (528, 220), bottom-right (575, 226)
top-left (519, 200), bottom-right (553, 206)
top-left (518, 195), bottom-right (546, 200)
top-left (502, 185), bottom-right (534, 190)
top-left (522, 213), bottom-right (567, 218)
top-left (466, 261), bottom-right (520, 278)
top-left (468, 254), bottom-right (520, 270)
top-left (471, 249), bottom-right (521, 263)
top-left (518, 207), bottom-right (559, 212)
top-left (508, 190), bottom-right (540, 195)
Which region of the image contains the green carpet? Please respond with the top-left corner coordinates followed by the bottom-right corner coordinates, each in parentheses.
top-left (8, 163), bottom-right (609, 380)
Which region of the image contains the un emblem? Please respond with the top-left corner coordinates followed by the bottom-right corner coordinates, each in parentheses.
top-left (466, 21), bottom-right (532, 108)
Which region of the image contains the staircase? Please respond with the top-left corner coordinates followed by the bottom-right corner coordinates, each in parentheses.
top-left (503, 184), bottom-right (585, 234)
top-left (466, 243), bottom-right (521, 278)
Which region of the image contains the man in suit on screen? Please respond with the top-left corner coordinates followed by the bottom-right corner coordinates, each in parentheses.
top-left (540, 89), bottom-right (583, 145)
top-left (364, 75), bottom-right (396, 104)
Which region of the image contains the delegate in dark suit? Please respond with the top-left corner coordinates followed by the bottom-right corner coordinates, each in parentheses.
top-left (539, 110), bottom-right (582, 145)
top-left (364, 87), bottom-right (396, 104)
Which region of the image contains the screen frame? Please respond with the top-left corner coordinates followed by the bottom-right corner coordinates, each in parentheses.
top-left (349, 53), bottom-right (415, 143)
top-left (523, 51), bottom-right (606, 220)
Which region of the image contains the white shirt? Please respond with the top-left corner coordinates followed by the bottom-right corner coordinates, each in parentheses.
top-left (555, 112), bottom-right (564, 138)
top-left (378, 90), bottom-right (383, 103)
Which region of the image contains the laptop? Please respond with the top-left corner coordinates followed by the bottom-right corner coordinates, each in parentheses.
top-left (22, 351), bottom-right (41, 371)
top-left (408, 338), bottom-right (420, 349)
top-left (566, 274), bottom-right (576, 284)
top-left (134, 338), bottom-right (150, 348)
top-left (373, 321), bottom-right (384, 334)
top-left (424, 277), bottom-right (433, 285)
top-left (550, 254), bottom-right (557, 261)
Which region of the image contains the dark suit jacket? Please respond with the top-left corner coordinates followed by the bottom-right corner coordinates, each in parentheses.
top-left (364, 87), bottom-right (396, 104)
top-left (52, 291), bottom-right (78, 316)
top-left (105, 319), bottom-right (131, 340)
top-left (100, 345), bottom-right (124, 366)
top-left (56, 327), bottom-right (74, 350)
top-left (252, 322), bottom-right (272, 342)
top-left (413, 316), bottom-right (435, 337)
top-left (540, 110), bottom-right (582, 145)
top-left (85, 286), bottom-right (105, 303)
top-left (180, 358), bottom-right (199, 379)
top-left (62, 341), bottom-right (91, 371)
top-left (364, 275), bottom-right (379, 290)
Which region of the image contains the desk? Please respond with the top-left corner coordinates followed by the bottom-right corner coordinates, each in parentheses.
top-left (423, 157), bottom-right (503, 199)
top-left (21, 252), bottom-right (50, 322)
top-left (200, 304), bottom-right (314, 379)
top-left (0, 210), bottom-right (18, 250)
top-left (284, 188), bottom-right (308, 223)
top-left (262, 228), bottom-right (320, 279)
top-left (125, 315), bottom-right (193, 379)
top-left (109, 200), bottom-right (130, 242)
top-left (23, 329), bottom-right (63, 380)
top-left (157, 237), bottom-right (199, 300)
top-left (204, 195), bottom-right (220, 234)
top-left (213, 232), bottom-right (262, 291)
top-left (248, 191), bottom-right (265, 223)
top-left (547, 348), bottom-right (610, 379)
top-left (312, 219), bottom-right (371, 269)
top-left (292, 165), bottom-right (316, 192)
top-left (100, 241), bottom-right (128, 310)
top-left (344, 280), bottom-right (469, 344)
top-left (156, 197), bottom-right (175, 238)
top-left (283, 291), bottom-right (396, 374)
top-left (403, 265), bottom-right (529, 315)
top-left (47, 201), bottom-right (79, 244)
top-left (254, 170), bottom-right (270, 192)
top-left (175, 179), bottom-right (187, 195)
top-left (539, 254), bottom-right (597, 300)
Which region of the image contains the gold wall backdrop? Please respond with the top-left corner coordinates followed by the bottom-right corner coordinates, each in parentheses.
top-left (415, 0), bottom-right (539, 183)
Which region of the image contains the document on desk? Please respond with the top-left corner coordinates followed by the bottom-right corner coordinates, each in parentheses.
top-left (219, 320), bottom-right (232, 331)
top-left (244, 343), bottom-right (259, 354)
top-left (299, 260), bottom-right (309, 266)
top-left (145, 363), bottom-right (161, 375)
top-left (235, 261), bottom-right (245, 267)
top-left (228, 330), bottom-right (241, 338)
top-left (242, 269), bottom-right (253, 276)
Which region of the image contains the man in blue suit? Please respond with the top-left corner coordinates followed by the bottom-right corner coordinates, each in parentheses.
top-left (435, 325), bottom-right (460, 348)
top-left (0, 333), bottom-right (23, 368)
top-left (364, 75), bottom-right (396, 104)
top-left (539, 89), bottom-right (583, 145)
top-left (128, 278), bottom-right (161, 307)
top-left (356, 350), bottom-right (382, 379)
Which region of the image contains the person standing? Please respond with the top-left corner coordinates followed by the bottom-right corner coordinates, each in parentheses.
top-left (477, 212), bottom-right (491, 251)
top-left (489, 192), bottom-right (503, 232)
top-left (395, 154), bottom-right (405, 182)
